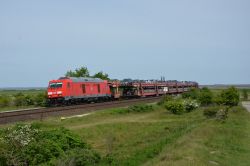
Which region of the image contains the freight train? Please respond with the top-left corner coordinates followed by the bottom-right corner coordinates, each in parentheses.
top-left (47, 77), bottom-right (198, 105)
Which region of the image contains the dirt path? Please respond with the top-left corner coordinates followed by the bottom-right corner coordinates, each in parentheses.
top-left (242, 101), bottom-right (250, 112)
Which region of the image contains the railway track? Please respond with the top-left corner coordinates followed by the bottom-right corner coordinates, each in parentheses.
top-left (0, 96), bottom-right (162, 124)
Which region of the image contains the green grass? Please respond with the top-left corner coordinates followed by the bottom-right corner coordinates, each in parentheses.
top-left (0, 105), bottom-right (40, 112)
top-left (1, 102), bottom-right (250, 165)
top-left (145, 106), bottom-right (250, 166)
top-left (18, 105), bottom-right (204, 165)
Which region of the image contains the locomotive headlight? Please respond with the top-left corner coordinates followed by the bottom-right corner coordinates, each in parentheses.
top-left (48, 92), bottom-right (52, 95)
top-left (57, 91), bottom-right (62, 94)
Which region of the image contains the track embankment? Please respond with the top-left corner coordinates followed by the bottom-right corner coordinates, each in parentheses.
top-left (0, 97), bottom-right (162, 124)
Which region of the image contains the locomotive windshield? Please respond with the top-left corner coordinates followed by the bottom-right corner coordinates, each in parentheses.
top-left (49, 82), bottom-right (63, 88)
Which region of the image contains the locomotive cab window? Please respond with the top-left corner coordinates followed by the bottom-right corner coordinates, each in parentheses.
top-left (49, 83), bottom-right (56, 88)
top-left (49, 82), bottom-right (62, 88)
top-left (56, 82), bottom-right (62, 88)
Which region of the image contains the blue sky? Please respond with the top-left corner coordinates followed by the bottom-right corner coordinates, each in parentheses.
top-left (0, 0), bottom-right (249, 87)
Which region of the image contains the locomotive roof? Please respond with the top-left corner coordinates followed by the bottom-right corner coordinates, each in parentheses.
top-left (59, 77), bottom-right (104, 83)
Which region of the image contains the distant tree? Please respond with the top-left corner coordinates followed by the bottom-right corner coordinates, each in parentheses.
top-left (65, 70), bottom-right (75, 77)
top-left (65, 66), bottom-right (90, 77)
top-left (198, 87), bottom-right (213, 106)
top-left (242, 89), bottom-right (248, 100)
top-left (65, 66), bottom-right (111, 80)
top-left (93, 71), bottom-right (109, 80)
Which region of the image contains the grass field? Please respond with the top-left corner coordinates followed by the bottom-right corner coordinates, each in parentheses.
top-left (145, 106), bottom-right (250, 166)
top-left (10, 103), bottom-right (248, 166)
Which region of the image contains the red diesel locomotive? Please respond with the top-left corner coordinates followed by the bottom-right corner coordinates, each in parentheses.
top-left (47, 77), bottom-right (111, 105)
top-left (47, 77), bottom-right (198, 105)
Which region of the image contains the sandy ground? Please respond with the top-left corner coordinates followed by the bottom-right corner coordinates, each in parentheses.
top-left (242, 101), bottom-right (250, 112)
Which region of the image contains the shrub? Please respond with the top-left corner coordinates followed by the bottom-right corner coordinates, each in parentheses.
top-left (0, 95), bottom-right (10, 107)
top-left (0, 124), bottom-right (99, 166)
top-left (203, 106), bottom-right (229, 121)
top-left (37, 127), bottom-right (87, 151)
top-left (182, 88), bottom-right (200, 99)
top-left (23, 139), bottom-right (64, 165)
top-left (103, 154), bottom-right (115, 165)
top-left (128, 104), bottom-right (154, 113)
top-left (219, 87), bottom-right (240, 107)
top-left (13, 92), bottom-right (26, 106)
top-left (214, 95), bottom-right (223, 105)
top-left (203, 107), bottom-right (219, 118)
top-left (183, 100), bottom-right (199, 112)
top-left (117, 104), bottom-right (154, 114)
top-left (165, 101), bottom-right (184, 114)
top-left (157, 95), bottom-right (173, 105)
top-left (216, 108), bottom-right (228, 121)
top-left (12, 93), bottom-right (38, 107)
top-left (0, 124), bottom-right (40, 165)
top-left (198, 87), bottom-right (213, 106)
top-left (54, 148), bottom-right (101, 166)
top-left (24, 95), bottom-right (34, 105)
top-left (34, 93), bottom-right (47, 106)
top-left (3, 124), bottom-right (39, 148)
